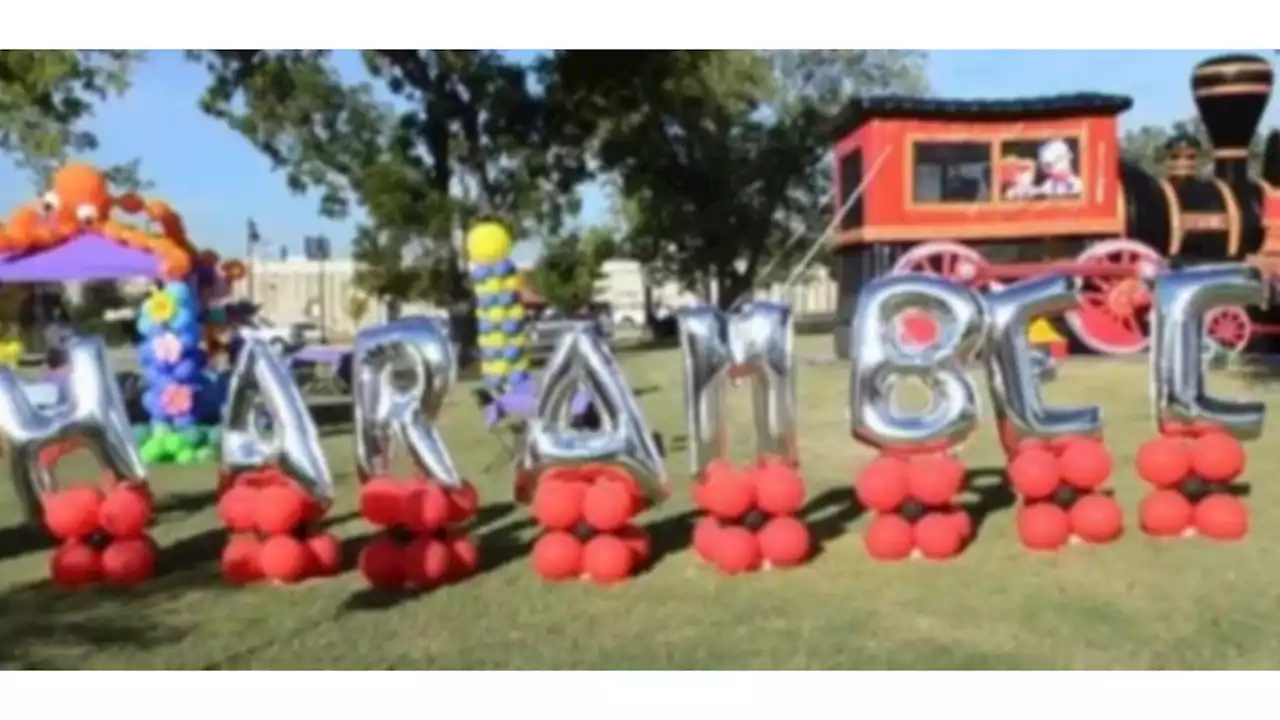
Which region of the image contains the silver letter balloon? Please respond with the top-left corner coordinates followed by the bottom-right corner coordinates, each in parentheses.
top-left (0, 336), bottom-right (146, 522)
top-left (520, 327), bottom-right (667, 503)
top-left (675, 301), bottom-right (797, 478)
top-left (220, 336), bottom-right (335, 507)
top-left (847, 274), bottom-right (986, 452)
top-left (352, 318), bottom-right (462, 487)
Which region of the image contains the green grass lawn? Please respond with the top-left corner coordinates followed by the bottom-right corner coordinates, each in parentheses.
top-left (2, 336), bottom-right (1279, 670)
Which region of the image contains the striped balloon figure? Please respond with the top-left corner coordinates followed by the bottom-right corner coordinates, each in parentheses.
top-left (467, 221), bottom-right (530, 391)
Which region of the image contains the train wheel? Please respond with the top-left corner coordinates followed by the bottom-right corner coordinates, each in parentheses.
top-left (890, 242), bottom-right (994, 347)
top-left (1205, 306), bottom-right (1252, 355)
top-left (1064, 239), bottom-right (1166, 356)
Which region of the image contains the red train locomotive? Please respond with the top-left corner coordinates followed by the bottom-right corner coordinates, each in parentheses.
top-left (829, 53), bottom-right (1280, 358)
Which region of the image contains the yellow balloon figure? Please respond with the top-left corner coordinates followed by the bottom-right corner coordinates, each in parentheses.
top-left (467, 220), bottom-right (518, 390)
top-left (466, 222), bottom-right (513, 266)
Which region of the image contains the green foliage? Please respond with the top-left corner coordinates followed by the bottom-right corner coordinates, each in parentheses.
top-left (0, 50), bottom-right (148, 190)
top-left (1120, 116), bottom-right (1267, 175)
top-left (189, 50), bottom-right (587, 311)
top-left (530, 226), bottom-right (617, 313)
top-left (542, 50), bottom-right (928, 307)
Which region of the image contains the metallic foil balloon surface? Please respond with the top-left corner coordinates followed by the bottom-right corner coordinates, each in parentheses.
top-left (221, 336), bottom-right (335, 506)
top-left (0, 336), bottom-right (146, 522)
top-left (520, 328), bottom-right (668, 503)
top-left (1151, 264), bottom-right (1265, 440)
top-left (676, 301), bottom-right (797, 478)
top-left (847, 275), bottom-right (986, 451)
top-left (352, 318), bottom-right (462, 487)
top-left (984, 275), bottom-right (1101, 440)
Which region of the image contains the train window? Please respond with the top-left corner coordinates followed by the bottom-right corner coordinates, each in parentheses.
top-left (998, 137), bottom-right (1083, 201)
top-left (913, 142), bottom-right (992, 204)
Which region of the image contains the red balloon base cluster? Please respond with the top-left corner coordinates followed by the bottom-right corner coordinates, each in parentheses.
top-left (530, 463), bottom-right (652, 584)
top-left (690, 457), bottom-right (812, 574)
top-left (217, 467), bottom-right (342, 585)
top-left (1135, 426), bottom-right (1248, 541)
top-left (42, 477), bottom-right (156, 588)
top-left (1006, 436), bottom-right (1122, 551)
top-left (855, 451), bottom-right (971, 561)
top-left (356, 475), bottom-right (480, 590)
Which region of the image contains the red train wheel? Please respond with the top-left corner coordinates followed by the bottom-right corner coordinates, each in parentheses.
top-left (1065, 239), bottom-right (1166, 355)
top-left (1204, 306), bottom-right (1251, 355)
top-left (890, 242), bottom-right (994, 347)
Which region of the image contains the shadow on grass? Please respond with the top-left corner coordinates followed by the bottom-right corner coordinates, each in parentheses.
top-left (153, 489), bottom-right (220, 522)
top-left (0, 523), bottom-right (53, 563)
top-left (960, 466), bottom-right (1017, 539)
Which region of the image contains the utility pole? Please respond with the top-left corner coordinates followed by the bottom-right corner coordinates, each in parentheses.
top-left (303, 234), bottom-right (332, 344)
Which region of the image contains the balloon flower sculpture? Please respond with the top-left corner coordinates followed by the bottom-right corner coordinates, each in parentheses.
top-left (467, 221), bottom-right (530, 391)
top-left (134, 279), bottom-right (225, 465)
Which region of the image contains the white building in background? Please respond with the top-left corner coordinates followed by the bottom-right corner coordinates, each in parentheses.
top-left (230, 256), bottom-right (840, 338)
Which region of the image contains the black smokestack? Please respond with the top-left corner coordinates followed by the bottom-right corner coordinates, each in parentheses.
top-left (1192, 54), bottom-right (1273, 184)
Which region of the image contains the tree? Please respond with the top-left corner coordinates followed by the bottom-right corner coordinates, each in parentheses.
top-left (542, 50), bottom-right (927, 308)
top-left (189, 50), bottom-right (588, 323)
top-left (0, 51), bottom-right (148, 190)
top-left (1120, 116), bottom-right (1269, 175)
top-left (530, 227), bottom-right (616, 313)
top-left (345, 291), bottom-right (371, 329)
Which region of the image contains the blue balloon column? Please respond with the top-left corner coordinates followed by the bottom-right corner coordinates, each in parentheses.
top-left (133, 281), bottom-right (222, 465)
top-left (468, 222), bottom-right (530, 391)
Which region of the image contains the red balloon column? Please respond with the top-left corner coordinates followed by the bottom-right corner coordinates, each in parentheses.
top-left (44, 470), bottom-right (157, 589)
top-left (1003, 425), bottom-right (1123, 552)
top-left (356, 475), bottom-right (480, 590)
top-left (530, 464), bottom-right (651, 585)
top-left (855, 451), bottom-right (971, 562)
top-left (217, 466), bottom-right (343, 585)
top-left (1135, 424), bottom-right (1248, 541)
top-left (692, 457), bottom-right (812, 574)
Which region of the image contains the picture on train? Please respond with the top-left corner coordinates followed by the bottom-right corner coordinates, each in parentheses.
top-left (998, 137), bottom-right (1083, 200)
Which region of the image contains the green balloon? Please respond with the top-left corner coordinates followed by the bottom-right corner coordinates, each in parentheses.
top-left (151, 422), bottom-right (173, 438)
top-left (139, 443), bottom-right (164, 464)
top-left (194, 446), bottom-right (216, 463)
top-left (175, 448), bottom-right (197, 465)
top-left (162, 432), bottom-right (188, 456)
top-left (180, 427), bottom-right (207, 447)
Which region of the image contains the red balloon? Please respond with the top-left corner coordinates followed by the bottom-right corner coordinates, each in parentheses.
top-left (712, 526), bottom-right (761, 575)
top-left (101, 538), bottom-right (156, 587)
top-left (51, 541), bottom-right (101, 588)
top-left (445, 481), bottom-right (480, 524)
top-left (305, 533), bottom-right (343, 577)
top-left (1059, 439), bottom-right (1112, 491)
top-left (357, 536), bottom-right (406, 589)
top-left (907, 454), bottom-right (965, 507)
top-left (864, 514), bottom-right (914, 561)
top-left (616, 525), bottom-right (652, 565)
top-left (221, 535), bottom-right (263, 585)
top-left (692, 516), bottom-right (723, 564)
top-left (531, 531), bottom-right (583, 582)
top-left (947, 508), bottom-right (973, 542)
top-left (406, 536), bottom-right (453, 588)
top-left (755, 460), bottom-right (806, 516)
top-left (854, 456), bottom-right (910, 512)
top-left (1008, 448), bottom-right (1060, 501)
top-left (1016, 503), bottom-right (1070, 551)
top-left (531, 477), bottom-right (587, 531)
top-left (1138, 490), bottom-right (1193, 537)
top-left (447, 535), bottom-right (480, 580)
top-left (44, 486), bottom-right (104, 541)
top-left (258, 535), bottom-right (311, 584)
top-left (1191, 433), bottom-right (1246, 484)
top-left (1068, 495), bottom-right (1123, 544)
top-left (255, 484), bottom-right (308, 536)
top-left (1194, 494), bottom-right (1248, 541)
top-left (1135, 436), bottom-right (1191, 488)
top-left (584, 534), bottom-right (635, 585)
top-left (404, 483), bottom-right (450, 533)
top-left (700, 466), bottom-right (755, 520)
top-left (359, 478), bottom-right (407, 527)
top-left (758, 516), bottom-right (811, 567)
top-left (582, 479), bottom-right (636, 532)
top-left (99, 484), bottom-right (153, 539)
top-left (217, 485), bottom-right (259, 533)
top-left (914, 514), bottom-right (963, 560)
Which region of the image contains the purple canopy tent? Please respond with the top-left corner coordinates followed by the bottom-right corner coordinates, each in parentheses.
top-left (0, 232), bottom-right (165, 282)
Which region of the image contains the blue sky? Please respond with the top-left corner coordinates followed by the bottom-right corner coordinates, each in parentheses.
top-left (2, 50), bottom-right (1277, 263)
